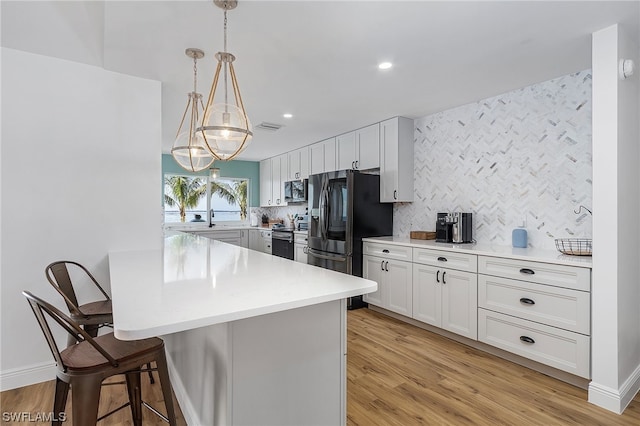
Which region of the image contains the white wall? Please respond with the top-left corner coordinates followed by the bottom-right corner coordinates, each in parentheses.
top-left (0, 48), bottom-right (162, 390)
top-left (590, 24), bottom-right (640, 413)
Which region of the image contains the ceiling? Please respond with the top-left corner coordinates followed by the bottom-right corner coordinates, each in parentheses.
top-left (2, 1), bottom-right (639, 161)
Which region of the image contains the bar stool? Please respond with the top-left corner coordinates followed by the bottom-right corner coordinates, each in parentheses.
top-left (23, 291), bottom-right (177, 426)
top-left (45, 260), bottom-right (155, 384)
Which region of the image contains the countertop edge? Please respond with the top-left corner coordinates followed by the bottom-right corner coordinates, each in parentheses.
top-left (362, 237), bottom-right (592, 268)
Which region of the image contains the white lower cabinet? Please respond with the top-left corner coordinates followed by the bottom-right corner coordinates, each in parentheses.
top-left (477, 255), bottom-right (591, 378)
top-left (188, 229), bottom-right (248, 248)
top-left (294, 232), bottom-right (308, 263)
top-left (363, 255), bottom-right (412, 317)
top-left (412, 263), bottom-right (478, 340)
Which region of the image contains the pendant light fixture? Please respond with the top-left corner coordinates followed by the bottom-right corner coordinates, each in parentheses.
top-left (197, 0), bottom-right (252, 161)
top-left (171, 48), bottom-right (216, 172)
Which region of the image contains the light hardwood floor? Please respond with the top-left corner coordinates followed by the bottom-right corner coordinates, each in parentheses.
top-left (2, 308), bottom-right (639, 425)
top-left (347, 308), bottom-right (640, 426)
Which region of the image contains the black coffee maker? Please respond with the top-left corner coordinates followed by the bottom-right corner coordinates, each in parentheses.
top-left (436, 212), bottom-right (473, 243)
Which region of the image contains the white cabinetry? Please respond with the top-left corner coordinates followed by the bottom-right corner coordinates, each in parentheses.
top-left (189, 229), bottom-right (248, 248)
top-left (294, 232), bottom-right (308, 263)
top-left (477, 256), bottom-right (591, 378)
top-left (248, 229), bottom-right (262, 251)
top-left (310, 137), bottom-right (336, 175)
top-left (412, 248), bottom-right (478, 340)
top-left (260, 155), bottom-right (288, 207)
top-left (362, 242), bottom-right (412, 316)
top-left (337, 124), bottom-right (380, 171)
top-left (379, 117), bottom-right (414, 202)
top-left (288, 147), bottom-right (309, 180)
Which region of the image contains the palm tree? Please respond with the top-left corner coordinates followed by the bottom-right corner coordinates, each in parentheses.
top-left (233, 180), bottom-right (248, 220)
top-left (164, 176), bottom-right (206, 222)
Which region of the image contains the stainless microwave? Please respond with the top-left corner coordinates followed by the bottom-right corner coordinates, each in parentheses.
top-left (284, 179), bottom-right (307, 203)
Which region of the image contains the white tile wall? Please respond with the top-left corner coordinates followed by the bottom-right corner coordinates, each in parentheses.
top-left (395, 70), bottom-right (593, 250)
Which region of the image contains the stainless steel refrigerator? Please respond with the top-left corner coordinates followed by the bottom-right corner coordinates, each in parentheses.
top-left (308, 170), bottom-right (393, 307)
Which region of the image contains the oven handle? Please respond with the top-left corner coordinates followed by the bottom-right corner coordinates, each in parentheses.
top-left (307, 248), bottom-right (348, 262)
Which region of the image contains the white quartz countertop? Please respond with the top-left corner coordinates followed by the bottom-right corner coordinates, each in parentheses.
top-left (362, 236), bottom-right (592, 268)
top-left (109, 233), bottom-right (375, 340)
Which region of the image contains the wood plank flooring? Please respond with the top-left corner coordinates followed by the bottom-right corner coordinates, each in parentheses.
top-left (347, 308), bottom-right (640, 426)
top-left (2, 308), bottom-right (639, 425)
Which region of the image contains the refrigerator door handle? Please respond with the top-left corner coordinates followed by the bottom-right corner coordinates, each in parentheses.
top-left (307, 248), bottom-right (348, 262)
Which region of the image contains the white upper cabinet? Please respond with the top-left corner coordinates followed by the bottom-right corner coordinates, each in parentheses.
top-left (288, 147), bottom-right (309, 180)
top-left (380, 116), bottom-right (414, 202)
top-left (310, 137), bottom-right (336, 176)
top-left (336, 131), bottom-right (356, 171)
top-left (259, 158), bottom-right (272, 207)
top-left (336, 124), bottom-right (380, 171)
top-left (260, 155), bottom-right (288, 207)
top-left (355, 123), bottom-right (380, 170)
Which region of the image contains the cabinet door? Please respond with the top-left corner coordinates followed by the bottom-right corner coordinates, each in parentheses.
top-left (385, 259), bottom-right (413, 317)
top-left (310, 142), bottom-right (325, 176)
top-left (380, 117), bottom-right (413, 202)
top-left (271, 154), bottom-right (288, 206)
top-left (379, 118), bottom-right (399, 202)
top-left (260, 158), bottom-right (272, 207)
top-left (248, 229), bottom-right (261, 251)
top-left (441, 268), bottom-right (478, 340)
top-left (278, 154), bottom-right (289, 205)
top-left (355, 124), bottom-right (380, 170)
top-left (299, 146), bottom-right (310, 179)
top-left (336, 131), bottom-right (356, 171)
top-left (323, 137), bottom-right (337, 173)
top-left (288, 150), bottom-right (301, 180)
top-left (239, 229), bottom-right (249, 248)
top-left (362, 255), bottom-right (384, 307)
top-left (294, 244), bottom-right (308, 264)
top-left (412, 263), bottom-right (441, 327)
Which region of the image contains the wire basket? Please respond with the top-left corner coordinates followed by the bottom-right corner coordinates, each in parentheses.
top-left (554, 238), bottom-right (592, 256)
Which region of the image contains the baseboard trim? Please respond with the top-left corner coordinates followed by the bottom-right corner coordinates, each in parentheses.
top-left (166, 350), bottom-right (200, 426)
top-left (0, 361), bottom-right (56, 392)
top-left (589, 363), bottom-right (640, 414)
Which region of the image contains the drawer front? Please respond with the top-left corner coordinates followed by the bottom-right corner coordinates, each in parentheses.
top-left (478, 275), bottom-right (590, 335)
top-left (478, 256), bottom-right (590, 291)
top-left (260, 230), bottom-right (272, 239)
top-left (478, 309), bottom-right (590, 378)
top-left (363, 242), bottom-right (411, 261)
top-left (413, 248), bottom-right (477, 273)
top-left (191, 230), bottom-right (242, 239)
top-left (294, 233), bottom-right (308, 244)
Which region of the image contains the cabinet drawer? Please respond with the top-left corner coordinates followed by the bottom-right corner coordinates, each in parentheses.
top-left (478, 309), bottom-right (590, 378)
top-left (363, 242), bottom-right (411, 261)
top-left (294, 233), bottom-right (308, 244)
top-left (478, 256), bottom-right (590, 291)
top-left (413, 248), bottom-right (477, 273)
top-left (478, 275), bottom-right (590, 335)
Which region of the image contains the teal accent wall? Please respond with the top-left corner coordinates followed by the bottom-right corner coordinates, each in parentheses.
top-left (162, 154), bottom-right (260, 207)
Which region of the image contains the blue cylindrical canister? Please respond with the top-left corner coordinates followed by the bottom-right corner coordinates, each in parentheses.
top-left (512, 228), bottom-right (528, 248)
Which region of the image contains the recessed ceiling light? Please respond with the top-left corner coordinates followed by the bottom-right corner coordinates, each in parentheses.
top-left (378, 62), bottom-right (393, 70)
top-left (283, 113), bottom-right (293, 118)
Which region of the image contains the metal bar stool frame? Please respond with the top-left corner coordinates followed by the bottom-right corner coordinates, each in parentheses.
top-left (23, 290), bottom-right (177, 426)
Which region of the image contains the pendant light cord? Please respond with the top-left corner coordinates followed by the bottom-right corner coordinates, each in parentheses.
top-left (223, 9), bottom-right (228, 107)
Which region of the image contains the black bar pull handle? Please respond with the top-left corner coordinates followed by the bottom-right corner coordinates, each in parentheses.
top-left (520, 336), bottom-right (535, 344)
top-left (382, 249), bottom-right (390, 253)
top-left (519, 268), bottom-right (535, 275)
top-left (436, 270), bottom-right (440, 283)
top-left (381, 261), bottom-right (385, 271)
top-left (442, 271), bottom-right (446, 284)
top-left (385, 261), bottom-right (389, 272)
top-left (519, 298), bottom-right (535, 305)
top-left (437, 257), bottom-right (448, 262)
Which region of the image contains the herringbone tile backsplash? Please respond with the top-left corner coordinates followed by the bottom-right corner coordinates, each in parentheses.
top-left (394, 70), bottom-right (593, 250)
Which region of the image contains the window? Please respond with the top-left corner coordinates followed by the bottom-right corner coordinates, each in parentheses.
top-left (163, 175), bottom-right (249, 224)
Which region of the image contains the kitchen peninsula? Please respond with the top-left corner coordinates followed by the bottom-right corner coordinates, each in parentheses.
top-left (108, 232), bottom-right (376, 426)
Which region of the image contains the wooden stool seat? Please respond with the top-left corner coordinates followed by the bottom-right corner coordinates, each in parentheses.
top-left (61, 334), bottom-right (162, 371)
top-left (70, 299), bottom-right (113, 318)
top-left (23, 291), bottom-right (177, 426)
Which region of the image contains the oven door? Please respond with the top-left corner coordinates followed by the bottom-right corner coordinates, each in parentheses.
top-left (272, 232), bottom-right (294, 260)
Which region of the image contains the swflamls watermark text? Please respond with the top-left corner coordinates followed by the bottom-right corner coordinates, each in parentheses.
top-left (2, 411), bottom-right (67, 422)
